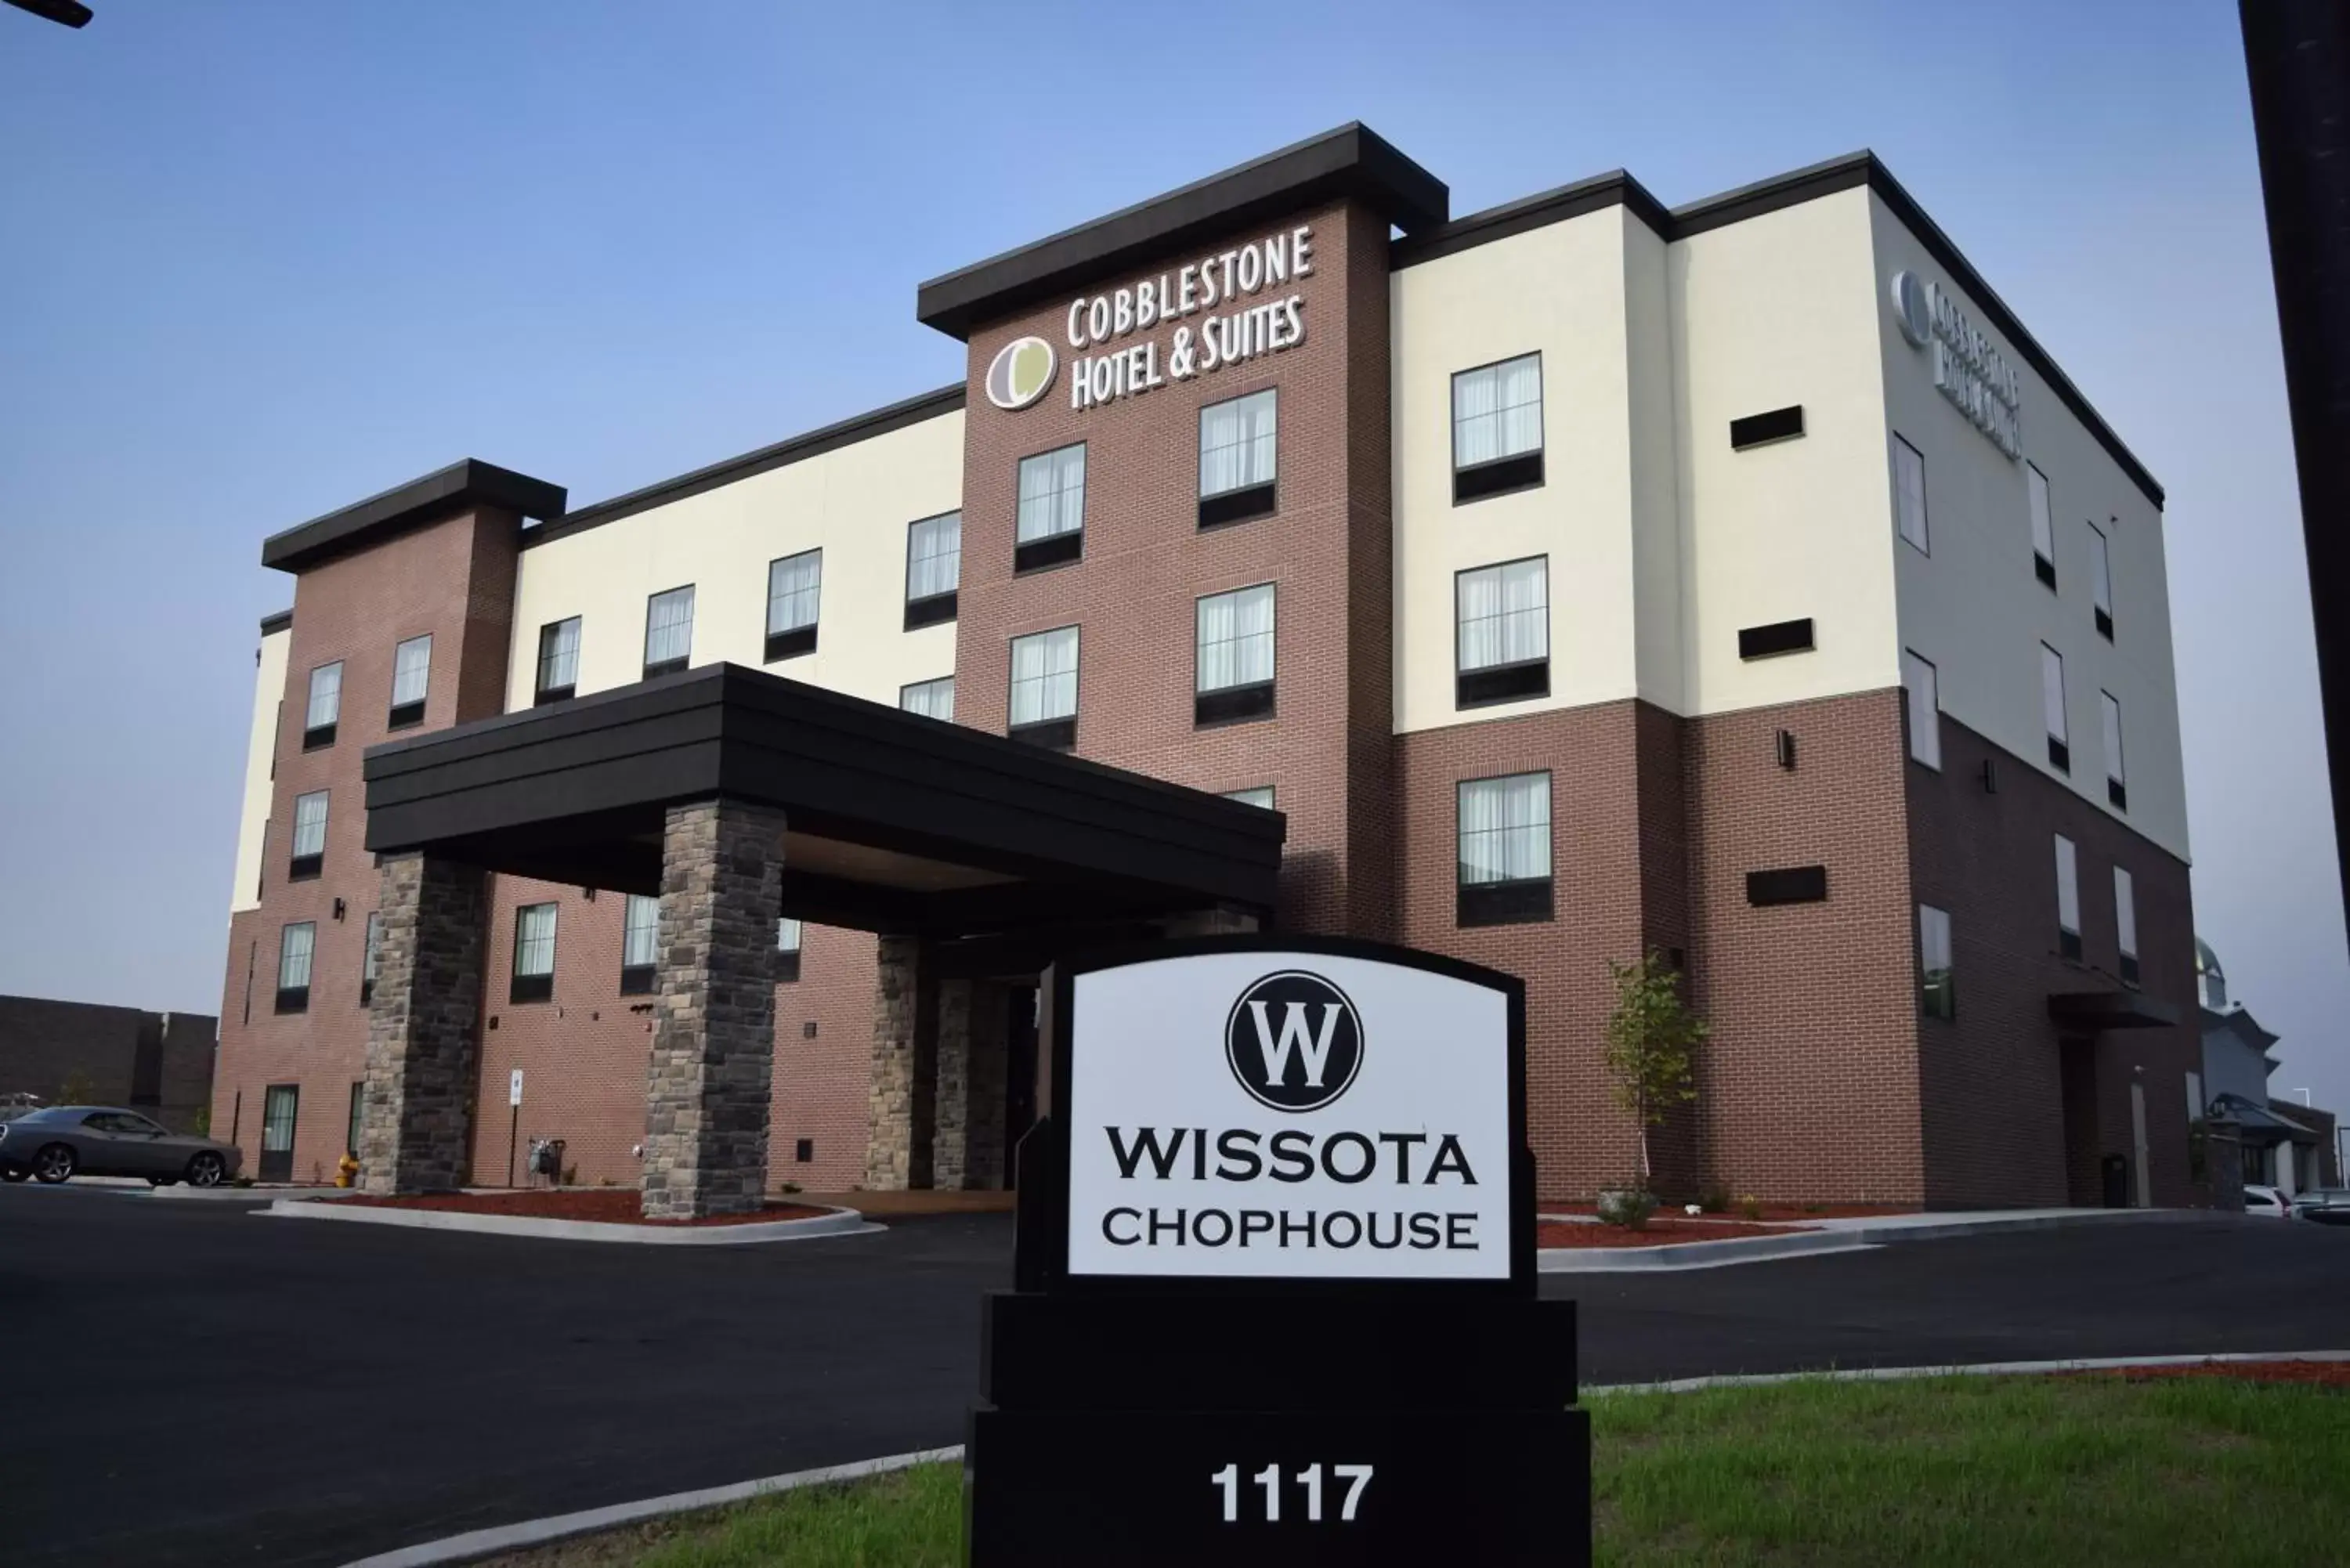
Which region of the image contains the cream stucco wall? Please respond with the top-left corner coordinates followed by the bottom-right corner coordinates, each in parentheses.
top-left (1670, 186), bottom-right (1902, 717)
top-left (1871, 196), bottom-right (2188, 861)
top-left (506, 410), bottom-right (964, 711)
top-left (229, 626), bottom-right (288, 914)
top-left (1390, 207), bottom-right (1646, 734)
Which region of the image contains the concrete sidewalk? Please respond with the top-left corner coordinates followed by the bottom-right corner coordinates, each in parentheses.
top-left (1538, 1205), bottom-right (2196, 1272)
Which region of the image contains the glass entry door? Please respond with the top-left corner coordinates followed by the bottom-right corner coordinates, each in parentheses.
top-left (259, 1083), bottom-right (298, 1182)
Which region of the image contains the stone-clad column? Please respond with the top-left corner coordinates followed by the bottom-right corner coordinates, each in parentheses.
top-left (864, 934), bottom-right (937, 1190)
top-left (643, 798), bottom-right (786, 1219)
top-left (359, 852), bottom-right (487, 1194)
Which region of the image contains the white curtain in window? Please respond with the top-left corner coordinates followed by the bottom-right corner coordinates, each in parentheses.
top-left (2041, 644), bottom-right (2067, 742)
top-left (515, 903), bottom-right (558, 977)
top-left (306, 663), bottom-right (342, 728)
top-left (291, 791), bottom-right (329, 856)
top-left (1199, 390), bottom-right (1278, 498)
top-left (1457, 559), bottom-right (1548, 671)
top-left (1453, 354), bottom-right (1543, 468)
top-left (1017, 445), bottom-right (1086, 541)
top-left (2101, 692), bottom-right (2125, 784)
top-left (538, 619), bottom-right (580, 692)
top-left (1224, 786), bottom-right (1275, 810)
top-left (2089, 526), bottom-right (2113, 616)
top-left (1918, 904), bottom-right (1952, 976)
top-left (2054, 836), bottom-right (2081, 933)
top-left (1893, 437), bottom-right (1928, 551)
top-left (1458, 773), bottom-right (1551, 885)
top-left (2114, 867), bottom-right (2138, 959)
top-left (776, 916), bottom-right (802, 954)
top-left (2029, 464), bottom-right (2054, 561)
top-left (392, 635), bottom-right (432, 706)
top-left (901, 677), bottom-right (954, 721)
top-left (768, 551), bottom-right (822, 635)
top-left (1196, 584), bottom-right (1274, 692)
top-left (646, 587), bottom-right (695, 667)
top-left (1901, 650), bottom-right (1940, 768)
top-left (1010, 627), bottom-right (1079, 724)
top-left (907, 513), bottom-right (961, 601)
top-left (623, 894), bottom-right (658, 967)
top-left (279, 923), bottom-right (315, 988)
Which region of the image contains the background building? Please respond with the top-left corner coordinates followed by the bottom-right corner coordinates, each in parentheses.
top-left (214, 125), bottom-right (2201, 1208)
top-left (0, 995), bottom-right (215, 1133)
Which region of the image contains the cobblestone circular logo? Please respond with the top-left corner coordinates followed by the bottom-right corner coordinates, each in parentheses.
top-left (985, 335), bottom-right (1057, 410)
top-left (1890, 269), bottom-right (1931, 349)
top-left (1224, 970), bottom-right (1364, 1113)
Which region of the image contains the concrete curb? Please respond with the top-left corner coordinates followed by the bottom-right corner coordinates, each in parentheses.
top-left (339, 1445), bottom-right (962, 1568)
top-left (263, 1198), bottom-right (882, 1245)
top-left (1538, 1206), bottom-right (2192, 1272)
top-left (1587, 1348), bottom-right (2350, 1394)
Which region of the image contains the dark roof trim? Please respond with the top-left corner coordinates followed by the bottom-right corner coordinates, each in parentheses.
top-left (1395, 150), bottom-right (2163, 508)
top-left (1391, 169), bottom-right (1670, 267)
top-left (2048, 987), bottom-right (2182, 1031)
top-left (916, 122), bottom-right (1449, 340)
top-left (523, 385), bottom-right (965, 550)
top-left (259, 609), bottom-right (293, 637)
top-left (261, 459), bottom-right (566, 574)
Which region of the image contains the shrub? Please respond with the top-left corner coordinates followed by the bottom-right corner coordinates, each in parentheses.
top-left (1736, 1193), bottom-right (1764, 1221)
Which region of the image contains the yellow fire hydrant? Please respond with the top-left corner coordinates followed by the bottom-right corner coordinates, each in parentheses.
top-left (335, 1152), bottom-right (360, 1189)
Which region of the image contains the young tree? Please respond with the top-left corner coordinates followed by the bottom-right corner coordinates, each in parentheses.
top-left (1603, 950), bottom-right (1707, 1189)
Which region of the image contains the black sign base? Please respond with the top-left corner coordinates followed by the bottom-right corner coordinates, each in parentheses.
top-left (967, 1404), bottom-right (1589, 1566)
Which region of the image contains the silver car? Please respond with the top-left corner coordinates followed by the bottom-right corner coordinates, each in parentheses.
top-left (0, 1105), bottom-right (242, 1187)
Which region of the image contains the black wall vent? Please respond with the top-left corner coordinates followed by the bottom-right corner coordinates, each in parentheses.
top-left (1746, 865), bottom-right (1828, 906)
top-left (1730, 405), bottom-right (1806, 449)
top-left (1738, 618), bottom-right (1815, 659)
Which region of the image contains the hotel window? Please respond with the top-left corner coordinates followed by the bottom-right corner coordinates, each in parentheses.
top-left (1195, 583), bottom-right (1275, 726)
top-left (776, 917), bottom-right (802, 984)
top-left (905, 511), bottom-right (961, 629)
top-left (512, 902), bottom-right (557, 1004)
top-left (1918, 903), bottom-right (1954, 1020)
top-left (900, 676), bottom-right (954, 721)
top-left (2088, 522), bottom-right (2114, 639)
top-left (276, 922), bottom-right (315, 1014)
top-left (1224, 786), bottom-right (1275, 810)
top-left (1008, 626), bottom-right (1079, 750)
top-left (2115, 865), bottom-right (2140, 986)
top-left (2187, 1069), bottom-right (2204, 1124)
top-left (2102, 692), bottom-right (2128, 811)
top-left (303, 662), bottom-right (342, 750)
top-left (1901, 650), bottom-right (1941, 769)
top-left (360, 910), bottom-right (382, 1006)
top-left (2028, 463), bottom-right (2056, 589)
top-left (1198, 388), bottom-right (1278, 528)
top-left (1452, 352), bottom-right (1544, 504)
top-left (1457, 771), bottom-right (1552, 927)
top-left (1015, 443), bottom-right (1086, 572)
top-left (765, 549), bottom-right (822, 663)
top-left (289, 789), bottom-right (327, 880)
top-left (620, 893), bottom-right (658, 995)
top-left (389, 634), bottom-right (432, 729)
top-left (643, 585), bottom-right (695, 677)
top-left (2055, 834), bottom-right (2082, 960)
top-left (1893, 435), bottom-right (1929, 554)
top-left (2041, 642), bottom-right (2070, 772)
top-left (1455, 557), bottom-right (1549, 708)
top-left (346, 1081), bottom-right (365, 1159)
top-left (536, 617), bottom-right (580, 704)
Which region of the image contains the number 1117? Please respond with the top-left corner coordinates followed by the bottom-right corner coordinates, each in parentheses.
top-left (1209, 1462), bottom-right (1373, 1523)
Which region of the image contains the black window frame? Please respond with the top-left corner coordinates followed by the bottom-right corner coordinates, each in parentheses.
top-left (1007, 624), bottom-right (1079, 752)
top-left (1196, 386), bottom-right (1279, 529)
top-left (1454, 770), bottom-right (1554, 928)
top-left (346, 1080), bottom-right (366, 1160)
top-left (1917, 903), bottom-right (1956, 1021)
top-left (1014, 443), bottom-right (1086, 575)
top-left (2055, 834), bottom-right (2084, 961)
top-left (1449, 352), bottom-right (1546, 506)
top-left (620, 892), bottom-right (658, 996)
top-left (1892, 432), bottom-right (1930, 555)
top-left (1454, 555), bottom-right (1550, 710)
top-left (1193, 583), bottom-right (1276, 728)
top-left (776, 916), bottom-right (802, 984)
top-left (275, 921), bottom-right (315, 1014)
top-left (360, 909), bottom-right (382, 1006)
top-left (2088, 521), bottom-right (2115, 641)
top-left (904, 510), bottom-right (962, 629)
top-left (2042, 641), bottom-right (2070, 774)
top-left (764, 548), bottom-right (822, 664)
top-left (535, 616), bottom-right (580, 706)
top-left (511, 901), bottom-right (558, 1005)
top-left (899, 675), bottom-right (955, 722)
top-left (2028, 462), bottom-right (2058, 591)
top-left (287, 789), bottom-right (328, 882)
top-left (387, 633), bottom-right (432, 731)
top-left (642, 584), bottom-right (696, 680)
top-left (302, 660), bottom-right (343, 751)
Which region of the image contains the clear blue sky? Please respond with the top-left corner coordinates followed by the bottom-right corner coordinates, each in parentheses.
top-left (4, 2), bottom-right (2341, 1120)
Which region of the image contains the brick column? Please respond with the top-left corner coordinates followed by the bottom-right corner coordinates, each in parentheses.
top-left (359, 852), bottom-right (486, 1194)
top-left (864, 934), bottom-right (937, 1190)
top-left (643, 798), bottom-right (786, 1219)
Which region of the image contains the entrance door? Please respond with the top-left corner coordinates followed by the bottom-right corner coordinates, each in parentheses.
top-left (1003, 985), bottom-right (1039, 1187)
top-left (259, 1083), bottom-right (298, 1183)
top-left (2057, 1039), bottom-right (2102, 1205)
top-left (2129, 1082), bottom-right (2152, 1209)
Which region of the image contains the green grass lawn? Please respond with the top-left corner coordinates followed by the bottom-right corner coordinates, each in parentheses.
top-left (487, 1374), bottom-right (2350, 1567)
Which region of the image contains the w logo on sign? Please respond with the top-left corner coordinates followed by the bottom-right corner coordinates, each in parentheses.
top-left (1224, 971), bottom-right (1365, 1112)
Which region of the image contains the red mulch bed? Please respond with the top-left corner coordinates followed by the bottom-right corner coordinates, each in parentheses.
top-left (2072, 1360), bottom-right (2350, 1389)
top-left (1537, 1217), bottom-right (1813, 1248)
top-left (339, 1190), bottom-right (828, 1227)
top-left (1548, 1201), bottom-right (1913, 1223)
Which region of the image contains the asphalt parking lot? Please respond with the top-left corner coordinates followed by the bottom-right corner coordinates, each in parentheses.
top-left (7, 1183), bottom-right (2347, 1567)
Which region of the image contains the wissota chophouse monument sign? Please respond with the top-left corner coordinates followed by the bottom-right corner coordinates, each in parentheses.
top-left (965, 936), bottom-right (1587, 1566)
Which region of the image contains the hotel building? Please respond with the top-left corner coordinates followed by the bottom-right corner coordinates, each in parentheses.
top-left (213, 124), bottom-right (2198, 1211)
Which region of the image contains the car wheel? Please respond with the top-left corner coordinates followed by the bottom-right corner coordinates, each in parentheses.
top-left (31, 1144), bottom-right (76, 1184)
top-left (185, 1151), bottom-right (226, 1188)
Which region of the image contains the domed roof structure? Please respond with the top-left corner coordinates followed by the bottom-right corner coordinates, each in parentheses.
top-left (2195, 937), bottom-right (2227, 1012)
